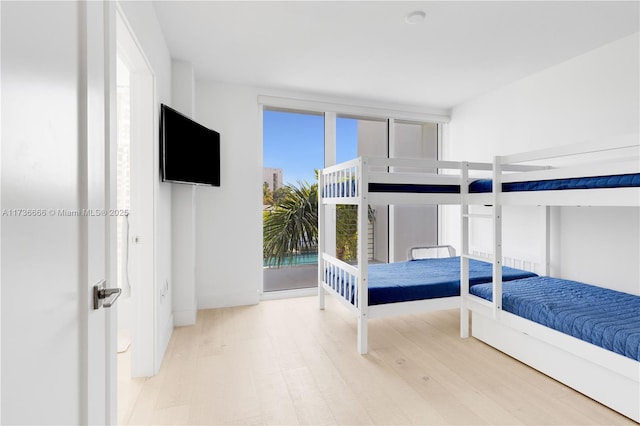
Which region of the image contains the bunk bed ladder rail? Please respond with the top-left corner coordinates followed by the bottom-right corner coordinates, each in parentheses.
top-left (357, 157), bottom-right (369, 354)
top-left (318, 169), bottom-right (325, 310)
top-left (461, 158), bottom-right (503, 339)
top-left (492, 156), bottom-right (503, 314)
top-left (460, 162), bottom-right (470, 338)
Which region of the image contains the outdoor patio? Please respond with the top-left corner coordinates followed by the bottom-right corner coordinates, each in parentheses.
top-left (263, 264), bottom-right (317, 292)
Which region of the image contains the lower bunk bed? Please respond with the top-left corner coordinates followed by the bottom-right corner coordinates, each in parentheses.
top-left (319, 249), bottom-right (536, 354)
top-left (466, 275), bottom-right (640, 422)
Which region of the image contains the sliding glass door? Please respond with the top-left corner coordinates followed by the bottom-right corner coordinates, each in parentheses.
top-left (262, 109), bottom-right (324, 292)
top-left (262, 105), bottom-right (441, 294)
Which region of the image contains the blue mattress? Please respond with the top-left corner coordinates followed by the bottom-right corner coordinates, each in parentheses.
top-left (323, 181), bottom-right (460, 196)
top-left (368, 183), bottom-right (460, 194)
top-left (470, 276), bottom-right (640, 361)
top-left (469, 173), bottom-right (640, 193)
top-left (330, 256), bottom-right (536, 306)
top-left (324, 173), bottom-right (640, 197)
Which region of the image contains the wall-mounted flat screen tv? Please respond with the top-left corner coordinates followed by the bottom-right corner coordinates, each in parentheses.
top-left (160, 104), bottom-right (220, 186)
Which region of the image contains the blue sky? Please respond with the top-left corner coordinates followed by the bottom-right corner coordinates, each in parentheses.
top-left (263, 110), bottom-right (358, 185)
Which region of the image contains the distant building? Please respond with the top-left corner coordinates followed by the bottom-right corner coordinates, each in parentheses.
top-left (263, 167), bottom-right (283, 191)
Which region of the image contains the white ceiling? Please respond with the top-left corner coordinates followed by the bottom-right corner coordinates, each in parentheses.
top-left (152, 1), bottom-right (639, 111)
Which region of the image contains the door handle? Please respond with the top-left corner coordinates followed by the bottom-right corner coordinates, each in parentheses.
top-left (93, 280), bottom-right (122, 309)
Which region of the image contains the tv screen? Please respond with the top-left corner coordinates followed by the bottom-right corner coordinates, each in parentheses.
top-left (160, 104), bottom-right (220, 186)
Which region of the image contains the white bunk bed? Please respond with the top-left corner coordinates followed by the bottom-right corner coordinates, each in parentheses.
top-left (460, 137), bottom-right (640, 422)
top-left (318, 157), bottom-right (537, 354)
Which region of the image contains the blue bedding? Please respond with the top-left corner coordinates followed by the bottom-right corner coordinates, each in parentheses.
top-left (470, 276), bottom-right (640, 361)
top-left (323, 181), bottom-right (358, 197)
top-left (469, 173), bottom-right (640, 193)
top-left (368, 183), bottom-right (460, 194)
top-left (323, 181), bottom-right (460, 196)
top-left (324, 173), bottom-right (640, 197)
top-left (348, 256), bottom-right (537, 306)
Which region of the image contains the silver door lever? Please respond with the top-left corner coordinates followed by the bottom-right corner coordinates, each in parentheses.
top-left (93, 280), bottom-right (122, 309)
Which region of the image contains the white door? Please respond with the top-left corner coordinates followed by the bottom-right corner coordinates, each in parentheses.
top-left (1, 1), bottom-right (117, 424)
top-left (116, 8), bottom-right (159, 379)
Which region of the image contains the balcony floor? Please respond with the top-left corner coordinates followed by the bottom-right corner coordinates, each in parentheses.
top-left (263, 264), bottom-right (317, 292)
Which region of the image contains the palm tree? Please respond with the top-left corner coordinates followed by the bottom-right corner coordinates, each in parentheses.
top-left (263, 181), bottom-right (318, 267)
top-left (336, 205), bottom-right (357, 261)
top-left (263, 178), bottom-right (376, 267)
top-left (335, 205), bottom-right (376, 262)
top-left (262, 182), bottom-right (273, 205)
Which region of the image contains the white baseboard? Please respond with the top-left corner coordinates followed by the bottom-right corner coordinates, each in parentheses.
top-left (260, 287), bottom-right (317, 301)
top-left (173, 306), bottom-right (197, 326)
top-left (157, 312), bottom-right (174, 373)
top-left (197, 291), bottom-right (259, 309)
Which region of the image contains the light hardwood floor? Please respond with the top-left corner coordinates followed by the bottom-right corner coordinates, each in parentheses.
top-left (119, 295), bottom-right (636, 425)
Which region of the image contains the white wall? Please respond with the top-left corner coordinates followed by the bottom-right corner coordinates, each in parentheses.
top-left (390, 122), bottom-right (439, 261)
top-left (358, 120), bottom-right (389, 262)
top-left (171, 60), bottom-right (198, 326)
top-left (194, 81), bottom-right (262, 308)
top-left (118, 0), bottom-right (174, 370)
top-left (358, 120), bottom-right (441, 263)
top-left (443, 33), bottom-right (640, 294)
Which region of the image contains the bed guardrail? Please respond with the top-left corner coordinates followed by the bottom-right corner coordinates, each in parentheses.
top-left (320, 157), bottom-right (499, 203)
top-left (320, 253), bottom-right (361, 314)
top-left (469, 249), bottom-right (541, 274)
top-left (498, 136), bottom-right (640, 181)
top-left (321, 157), bottom-right (361, 202)
top-left (499, 135), bottom-right (639, 165)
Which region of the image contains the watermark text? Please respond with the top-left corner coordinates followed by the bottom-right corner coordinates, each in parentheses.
top-left (2, 208), bottom-right (129, 217)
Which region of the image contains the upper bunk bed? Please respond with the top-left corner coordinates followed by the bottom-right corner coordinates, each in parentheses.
top-left (459, 136), bottom-right (640, 422)
top-left (320, 136), bottom-right (640, 209)
top-left (320, 157), bottom-right (493, 206)
top-left (466, 136), bottom-right (640, 207)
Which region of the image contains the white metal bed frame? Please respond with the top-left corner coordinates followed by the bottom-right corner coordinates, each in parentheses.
top-left (461, 136), bottom-right (640, 422)
top-left (318, 157), bottom-right (498, 354)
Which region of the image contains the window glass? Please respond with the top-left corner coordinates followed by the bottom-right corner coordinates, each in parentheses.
top-left (262, 109), bottom-right (324, 291)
